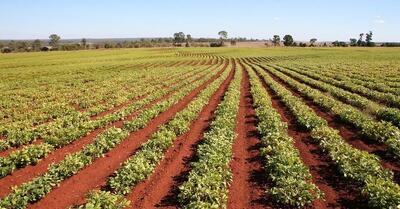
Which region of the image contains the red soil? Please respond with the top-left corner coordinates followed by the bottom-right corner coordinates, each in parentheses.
top-left (126, 62), bottom-right (234, 209)
top-left (27, 60), bottom-right (229, 209)
top-left (251, 63), bottom-right (365, 209)
top-left (0, 66), bottom-right (218, 198)
top-left (227, 62), bottom-right (272, 209)
top-left (260, 64), bottom-right (400, 184)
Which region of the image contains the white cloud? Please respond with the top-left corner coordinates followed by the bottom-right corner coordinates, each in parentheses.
top-left (373, 16), bottom-right (385, 24)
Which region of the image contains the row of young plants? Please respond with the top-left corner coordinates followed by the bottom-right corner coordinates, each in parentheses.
top-left (298, 64), bottom-right (400, 96)
top-left (245, 63), bottom-right (323, 207)
top-left (258, 63), bottom-right (400, 160)
top-left (75, 62), bottom-right (233, 209)
top-left (0, 61), bottom-right (152, 134)
top-left (2, 63), bottom-right (214, 148)
top-left (269, 63), bottom-right (400, 128)
top-left (108, 63), bottom-right (231, 195)
top-left (0, 61), bottom-right (227, 209)
top-left (278, 63), bottom-right (400, 108)
top-left (250, 63), bottom-right (400, 208)
top-left (177, 61), bottom-right (241, 209)
top-left (291, 62), bottom-right (400, 93)
top-left (0, 57), bottom-right (204, 135)
top-left (0, 65), bottom-right (203, 150)
top-left (0, 65), bottom-right (219, 178)
top-left (287, 59), bottom-right (400, 88)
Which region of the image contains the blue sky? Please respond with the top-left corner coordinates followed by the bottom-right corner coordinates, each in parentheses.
top-left (1, 0), bottom-right (399, 41)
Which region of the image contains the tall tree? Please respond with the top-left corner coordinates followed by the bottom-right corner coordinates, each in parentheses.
top-left (185, 34), bottom-right (192, 47)
top-left (218, 31), bottom-right (228, 40)
top-left (49, 34), bottom-right (61, 47)
top-left (365, 31), bottom-right (374, 47)
top-left (186, 34), bottom-right (192, 42)
top-left (283, 35), bottom-right (294, 46)
top-left (272, 35), bottom-right (280, 46)
top-left (349, 38), bottom-right (357, 46)
top-left (357, 33), bottom-right (364, 46)
top-left (81, 38), bottom-right (87, 49)
top-left (173, 32), bottom-right (186, 44)
top-left (218, 31), bottom-right (228, 45)
top-left (310, 38), bottom-right (318, 46)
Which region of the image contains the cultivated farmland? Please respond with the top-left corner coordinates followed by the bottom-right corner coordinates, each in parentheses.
top-left (0, 47), bottom-right (400, 209)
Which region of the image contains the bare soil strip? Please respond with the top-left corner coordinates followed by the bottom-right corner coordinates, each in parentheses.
top-left (227, 62), bottom-right (271, 209)
top-left (27, 60), bottom-right (228, 209)
top-left (250, 63), bottom-right (364, 209)
top-left (125, 64), bottom-right (234, 209)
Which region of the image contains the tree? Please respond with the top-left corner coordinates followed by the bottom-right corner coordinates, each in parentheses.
top-left (185, 34), bottom-right (192, 47)
top-left (310, 38), bottom-right (317, 47)
top-left (218, 31), bottom-right (228, 45)
top-left (49, 34), bottom-right (61, 48)
top-left (272, 35), bottom-right (280, 46)
top-left (81, 38), bottom-right (87, 49)
top-left (283, 35), bottom-right (294, 46)
top-left (357, 33), bottom-right (364, 46)
top-left (349, 38), bottom-right (357, 46)
top-left (366, 31), bottom-right (374, 47)
top-left (218, 31), bottom-right (228, 40)
top-left (31, 39), bottom-right (41, 51)
top-left (186, 34), bottom-right (192, 43)
top-left (173, 32), bottom-right (185, 44)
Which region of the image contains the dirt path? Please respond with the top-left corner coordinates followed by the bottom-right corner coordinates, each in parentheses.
top-left (249, 63), bottom-right (364, 209)
top-left (27, 60), bottom-right (229, 209)
top-left (126, 63), bottom-right (234, 209)
top-left (227, 62), bottom-right (271, 209)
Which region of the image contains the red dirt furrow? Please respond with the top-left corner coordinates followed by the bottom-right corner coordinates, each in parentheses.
top-left (0, 67), bottom-right (218, 198)
top-left (251, 63), bottom-right (365, 209)
top-left (126, 63), bottom-right (234, 209)
top-left (27, 60), bottom-right (229, 209)
top-left (258, 64), bottom-right (400, 185)
top-left (227, 63), bottom-right (271, 209)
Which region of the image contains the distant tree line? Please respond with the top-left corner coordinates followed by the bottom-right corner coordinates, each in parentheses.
top-left (1, 30), bottom-right (398, 53)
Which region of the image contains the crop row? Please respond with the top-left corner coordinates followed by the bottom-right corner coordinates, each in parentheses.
top-left (177, 61), bottom-right (241, 209)
top-left (76, 61), bottom-right (233, 209)
top-left (257, 63), bottom-right (400, 159)
top-left (245, 62), bottom-right (323, 207)
top-left (278, 64), bottom-right (400, 108)
top-left (249, 62), bottom-right (400, 208)
top-left (0, 57), bottom-right (210, 137)
top-left (0, 61), bottom-right (151, 132)
top-left (0, 66), bottom-right (216, 178)
top-left (296, 64), bottom-right (400, 96)
top-left (0, 60), bottom-right (226, 209)
top-left (268, 63), bottom-right (400, 128)
top-left (0, 65), bottom-right (205, 150)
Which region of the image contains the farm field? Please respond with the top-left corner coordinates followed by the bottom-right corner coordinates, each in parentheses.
top-left (0, 47), bottom-right (400, 209)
